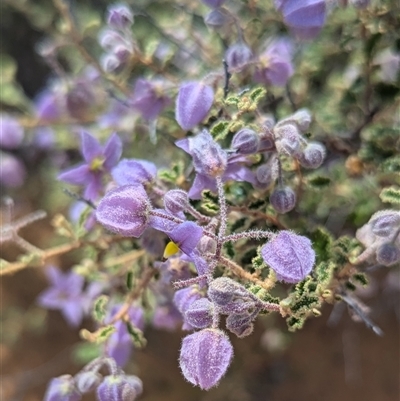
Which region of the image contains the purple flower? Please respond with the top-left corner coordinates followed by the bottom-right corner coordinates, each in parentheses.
top-left (0, 152), bottom-right (25, 187)
top-left (97, 374), bottom-right (143, 401)
top-left (96, 185), bottom-right (151, 237)
top-left (231, 128), bottom-right (260, 154)
top-left (35, 91), bottom-right (63, 122)
top-left (225, 42), bottom-right (254, 71)
top-left (202, 0), bottom-right (226, 7)
top-left (179, 328), bottom-right (233, 390)
top-left (106, 305), bottom-right (144, 367)
top-left (58, 131), bottom-right (122, 201)
top-left (44, 375), bottom-right (81, 401)
top-left (37, 266), bottom-right (85, 327)
top-left (107, 3), bottom-right (134, 30)
top-left (130, 79), bottom-right (171, 121)
top-left (275, 0), bottom-right (326, 40)
top-left (254, 38), bottom-right (294, 87)
top-left (152, 304), bottom-right (182, 331)
top-left (168, 221), bottom-right (203, 255)
top-left (0, 114), bottom-right (24, 149)
top-left (112, 158), bottom-right (157, 186)
top-left (261, 230), bottom-right (316, 283)
top-left (175, 82), bottom-right (214, 130)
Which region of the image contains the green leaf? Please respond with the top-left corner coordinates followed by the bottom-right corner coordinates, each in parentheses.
top-left (96, 325), bottom-right (116, 343)
top-left (73, 342), bottom-right (101, 364)
top-left (352, 272), bottom-right (369, 287)
top-left (309, 226), bottom-right (334, 263)
top-left (92, 295), bottom-right (109, 323)
top-left (224, 241), bottom-right (235, 259)
top-left (225, 95), bottom-right (240, 106)
top-left (286, 316), bottom-right (305, 332)
top-left (211, 120), bottom-right (230, 141)
top-left (315, 261), bottom-right (335, 288)
top-left (380, 187), bottom-right (400, 204)
top-left (126, 322), bottom-right (147, 348)
top-left (380, 156), bottom-right (400, 173)
top-left (249, 86), bottom-right (267, 104)
top-left (307, 175), bottom-right (331, 188)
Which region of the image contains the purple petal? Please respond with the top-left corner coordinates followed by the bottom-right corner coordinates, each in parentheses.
top-left (175, 81), bottom-right (214, 130)
top-left (80, 131), bottom-right (103, 163)
top-left (112, 159), bottom-right (157, 186)
top-left (148, 208), bottom-right (179, 233)
top-left (62, 300), bottom-right (84, 327)
top-left (103, 133), bottom-right (122, 170)
top-left (168, 221), bottom-right (203, 255)
top-left (58, 164), bottom-right (91, 185)
top-left (175, 138), bottom-right (190, 154)
top-left (188, 174), bottom-right (217, 199)
top-left (83, 174), bottom-right (103, 201)
top-left (37, 288), bottom-right (67, 309)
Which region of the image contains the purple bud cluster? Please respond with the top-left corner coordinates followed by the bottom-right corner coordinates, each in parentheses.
top-left (99, 4), bottom-right (134, 72)
top-left (356, 210), bottom-right (400, 266)
top-left (44, 357), bottom-right (142, 401)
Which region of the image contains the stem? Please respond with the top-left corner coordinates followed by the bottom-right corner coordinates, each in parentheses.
top-left (172, 274), bottom-right (208, 289)
top-left (222, 230), bottom-right (274, 243)
top-left (216, 176), bottom-right (227, 256)
top-left (219, 256), bottom-right (276, 291)
top-left (186, 204), bottom-right (212, 223)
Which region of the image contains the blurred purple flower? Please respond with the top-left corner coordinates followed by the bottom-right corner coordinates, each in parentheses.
top-left (106, 304), bottom-right (144, 367)
top-left (107, 3), bottom-right (134, 30)
top-left (35, 91), bottom-right (63, 122)
top-left (97, 374), bottom-right (143, 401)
top-left (202, 0), bottom-right (226, 8)
top-left (44, 375), bottom-right (81, 401)
top-left (254, 38), bottom-right (294, 87)
top-left (0, 152), bottom-right (26, 187)
top-left (275, 0), bottom-right (326, 40)
top-left (130, 79), bottom-right (171, 121)
top-left (0, 114), bottom-right (24, 149)
top-left (58, 131), bottom-right (122, 201)
top-left (225, 42), bottom-right (254, 71)
top-left (37, 266), bottom-right (86, 327)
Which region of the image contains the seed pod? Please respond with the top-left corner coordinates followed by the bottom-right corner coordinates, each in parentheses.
top-left (231, 128), bottom-right (260, 154)
top-left (369, 210), bottom-right (400, 238)
top-left (376, 243), bottom-right (400, 266)
top-left (225, 42), bottom-right (253, 71)
top-left (164, 189), bottom-right (189, 215)
top-left (75, 371), bottom-right (102, 393)
top-left (270, 186), bottom-right (296, 214)
top-left (226, 312), bottom-right (254, 338)
top-left (97, 375), bottom-right (142, 401)
top-left (44, 375), bottom-right (81, 401)
top-left (179, 328), bottom-right (233, 390)
top-left (298, 142), bottom-right (326, 169)
top-left (185, 298), bottom-right (214, 329)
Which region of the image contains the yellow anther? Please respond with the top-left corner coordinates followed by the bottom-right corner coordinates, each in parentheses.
top-left (163, 241), bottom-right (180, 260)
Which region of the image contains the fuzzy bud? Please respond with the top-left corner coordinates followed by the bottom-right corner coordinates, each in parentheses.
top-left (376, 243), bottom-right (400, 266)
top-left (175, 82), bottom-right (214, 130)
top-left (256, 164), bottom-right (273, 186)
top-left (173, 286), bottom-right (203, 316)
top-left (369, 210), bottom-right (400, 238)
top-left (270, 186), bottom-right (296, 214)
top-left (107, 4), bottom-right (134, 30)
top-left (96, 185), bottom-right (151, 237)
top-left (261, 230), bottom-right (316, 283)
top-left (164, 189), bottom-right (189, 215)
top-left (66, 84), bottom-right (94, 120)
top-left (231, 128), bottom-right (260, 154)
top-left (208, 277), bottom-right (257, 314)
top-left (226, 312), bottom-right (254, 338)
top-left (185, 298), bottom-right (214, 329)
top-left (44, 375), bottom-right (81, 401)
top-left (204, 8), bottom-right (233, 28)
top-left (97, 375), bottom-right (143, 401)
top-left (75, 371), bottom-right (102, 393)
top-left (299, 142), bottom-right (326, 169)
top-left (225, 42), bottom-right (253, 71)
top-left (0, 152), bottom-right (26, 187)
top-left (179, 328), bottom-right (233, 390)
top-left (274, 123), bottom-right (302, 157)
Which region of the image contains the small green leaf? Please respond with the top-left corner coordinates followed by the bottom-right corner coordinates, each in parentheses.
top-left (225, 95), bottom-right (240, 106)
top-left (307, 175), bottom-right (331, 188)
top-left (224, 241), bottom-right (235, 258)
top-left (380, 187), bottom-right (400, 204)
top-left (126, 322), bottom-right (147, 348)
top-left (352, 272), bottom-right (369, 286)
top-left (92, 295), bottom-right (109, 323)
top-left (96, 325), bottom-right (116, 343)
top-left (249, 86), bottom-right (267, 104)
top-left (73, 342), bottom-right (101, 364)
top-left (286, 316), bottom-right (305, 332)
top-left (211, 120), bottom-right (230, 141)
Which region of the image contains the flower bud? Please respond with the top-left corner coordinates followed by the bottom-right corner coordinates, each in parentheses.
top-left (208, 277), bottom-right (257, 314)
top-left (185, 298), bottom-right (214, 329)
top-left (256, 164), bottom-right (273, 186)
top-left (100, 53), bottom-right (121, 72)
top-left (190, 130), bottom-right (228, 177)
top-left (179, 328), bottom-right (233, 390)
top-left (274, 123), bottom-right (302, 157)
top-left (376, 243), bottom-right (400, 266)
top-left (231, 128), bottom-right (259, 154)
top-left (44, 375), bottom-right (81, 401)
top-left (97, 375), bottom-right (142, 401)
top-left (164, 189), bottom-right (189, 215)
top-left (369, 210), bottom-right (400, 238)
top-left (261, 230), bottom-right (316, 283)
top-left (173, 286), bottom-right (202, 316)
top-left (175, 82), bottom-right (214, 130)
top-left (270, 186), bottom-right (296, 214)
top-left (75, 371), bottom-right (102, 393)
top-left (226, 312), bottom-right (254, 338)
top-left (66, 84), bottom-right (94, 120)
top-left (0, 152), bottom-right (26, 187)
top-left (298, 142), bottom-right (326, 169)
top-left (96, 185), bottom-right (151, 237)
top-left (0, 115), bottom-right (24, 149)
top-left (225, 42), bottom-right (253, 71)
top-left (277, 108), bottom-right (312, 132)
top-left (107, 4), bottom-right (134, 30)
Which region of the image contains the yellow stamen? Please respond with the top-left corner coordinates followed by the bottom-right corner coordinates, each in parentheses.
top-left (163, 241), bottom-right (180, 260)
